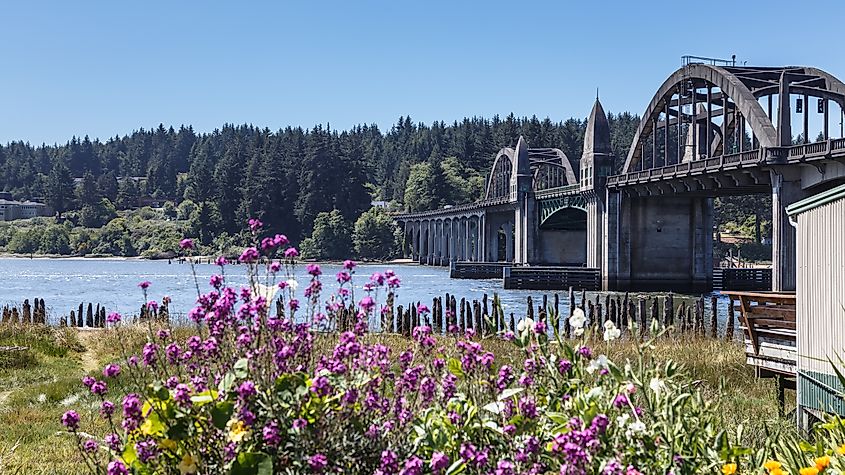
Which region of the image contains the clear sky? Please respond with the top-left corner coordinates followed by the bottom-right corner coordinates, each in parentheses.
top-left (2, 0), bottom-right (843, 145)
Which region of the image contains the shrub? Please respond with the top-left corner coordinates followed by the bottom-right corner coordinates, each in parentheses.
top-left (352, 207), bottom-right (399, 260)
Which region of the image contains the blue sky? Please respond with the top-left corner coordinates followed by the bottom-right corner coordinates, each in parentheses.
top-left (2, 0), bottom-right (843, 145)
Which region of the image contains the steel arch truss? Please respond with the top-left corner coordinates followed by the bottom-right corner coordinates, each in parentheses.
top-left (621, 64), bottom-right (845, 174)
top-left (485, 148), bottom-right (514, 200)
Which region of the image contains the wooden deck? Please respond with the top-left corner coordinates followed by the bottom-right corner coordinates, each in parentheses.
top-left (722, 290), bottom-right (796, 412)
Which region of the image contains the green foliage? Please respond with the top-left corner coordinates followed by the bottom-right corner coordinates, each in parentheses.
top-left (7, 228), bottom-right (40, 254)
top-left (352, 207), bottom-right (399, 259)
top-left (45, 160), bottom-right (75, 215)
top-left (404, 162), bottom-right (437, 212)
top-left (80, 198), bottom-right (118, 228)
top-left (301, 209), bottom-right (352, 260)
top-left (39, 224), bottom-right (71, 254)
top-left (93, 217), bottom-right (135, 256)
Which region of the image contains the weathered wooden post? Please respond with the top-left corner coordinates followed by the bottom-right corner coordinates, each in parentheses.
top-left (22, 299), bottom-right (31, 324)
top-left (459, 298), bottom-right (466, 330)
top-left (638, 296), bottom-right (647, 338)
top-left (473, 301), bottom-right (482, 336)
top-left (11, 308), bottom-right (19, 324)
top-left (482, 294), bottom-right (489, 320)
top-left (710, 295), bottom-right (719, 338)
top-left (510, 313), bottom-right (515, 332)
top-left (554, 293), bottom-right (560, 334)
top-left (609, 299), bottom-right (617, 329)
top-left (664, 293), bottom-right (674, 328)
top-left (567, 287), bottom-right (575, 338)
top-left (542, 294), bottom-right (549, 322)
top-left (726, 298), bottom-right (736, 340)
top-left (526, 296), bottom-right (534, 320)
top-left (587, 300), bottom-right (595, 329)
top-left (686, 306), bottom-right (693, 335)
top-left (621, 292), bottom-right (630, 330)
top-left (650, 296), bottom-right (659, 332)
top-left (596, 300), bottom-right (603, 327)
top-left (450, 295), bottom-right (457, 330)
top-left (677, 302), bottom-right (687, 333)
top-left (60, 315), bottom-right (67, 327)
top-left (627, 300), bottom-right (636, 334)
top-left (86, 303), bottom-right (94, 328)
top-left (69, 310), bottom-right (76, 327)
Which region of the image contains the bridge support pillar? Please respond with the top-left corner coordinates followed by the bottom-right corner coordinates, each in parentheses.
top-left (585, 195), bottom-right (603, 268)
top-left (603, 192), bottom-right (713, 292)
top-left (771, 173), bottom-right (805, 291)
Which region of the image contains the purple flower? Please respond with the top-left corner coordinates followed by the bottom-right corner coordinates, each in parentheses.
top-left (343, 259), bottom-right (356, 270)
top-left (174, 384), bottom-right (192, 407)
top-left (310, 376), bottom-right (332, 397)
top-left (106, 312), bottom-right (121, 324)
top-left (358, 296), bottom-right (375, 313)
top-left (283, 247), bottom-right (299, 258)
top-left (263, 420), bottom-right (281, 447)
top-left (380, 450), bottom-right (399, 472)
top-left (577, 345), bottom-right (593, 359)
top-left (90, 380), bottom-right (108, 396)
top-left (248, 218), bottom-right (263, 231)
top-left (138, 281), bottom-right (151, 290)
top-left (82, 376), bottom-right (95, 388)
top-left (613, 393), bottom-right (629, 408)
top-left (307, 264), bottom-right (322, 276)
top-left (103, 364), bottom-right (121, 378)
top-left (104, 433), bottom-right (121, 452)
top-left (401, 456), bottom-right (423, 475)
top-left (100, 400), bottom-right (115, 418)
top-left (83, 438), bottom-right (99, 453)
top-left (239, 247), bottom-right (260, 263)
top-left (309, 453), bottom-right (328, 472)
top-left (558, 359), bottom-right (573, 374)
top-left (61, 410), bottom-right (80, 431)
top-left (215, 256), bottom-right (228, 266)
top-left (292, 418), bottom-right (307, 430)
top-left (135, 439), bottom-right (159, 463)
top-left (107, 460), bottom-right (129, 475)
top-left (336, 271), bottom-right (351, 284)
top-left (146, 300), bottom-right (159, 313)
top-left (430, 452), bottom-right (450, 472)
top-left (416, 304), bottom-right (430, 315)
top-left (179, 238), bottom-right (194, 250)
top-left (238, 380), bottom-right (257, 399)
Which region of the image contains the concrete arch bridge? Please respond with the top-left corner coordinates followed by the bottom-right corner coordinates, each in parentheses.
top-left (396, 62), bottom-right (845, 292)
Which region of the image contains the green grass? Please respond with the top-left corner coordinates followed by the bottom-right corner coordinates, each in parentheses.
top-left (0, 324), bottom-right (799, 474)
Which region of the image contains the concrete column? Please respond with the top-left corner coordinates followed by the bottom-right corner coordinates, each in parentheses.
top-left (585, 195), bottom-right (603, 268)
top-left (771, 172), bottom-right (804, 291)
top-left (479, 214), bottom-right (486, 262)
top-left (416, 221), bottom-right (424, 263)
top-left (464, 218), bottom-right (470, 261)
top-left (505, 221), bottom-right (514, 262)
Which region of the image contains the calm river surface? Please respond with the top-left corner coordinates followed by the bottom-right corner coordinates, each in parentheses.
top-left (0, 258), bottom-right (732, 329)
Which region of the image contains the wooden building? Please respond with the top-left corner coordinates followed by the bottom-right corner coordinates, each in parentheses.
top-left (787, 183), bottom-right (845, 429)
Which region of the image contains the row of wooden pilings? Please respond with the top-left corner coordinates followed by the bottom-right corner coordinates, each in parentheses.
top-left (1, 299), bottom-right (48, 324)
top-left (337, 288), bottom-right (739, 340)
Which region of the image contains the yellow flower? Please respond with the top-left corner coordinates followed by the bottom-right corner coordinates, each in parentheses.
top-left (815, 455), bottom-right (830, 470)
top-left (770, 469), bottom-right (786, 475)
top-left (159, 439), bottom-right (177, 451)
top-left (178, 454), bottom-right (198, 475)
top-left (226, 418), bottom-right (249, 443)
top-left (837, 443), bottom-right (845, 455)
top-left (764, 460), bottom-right (783, 471)
top-left (722, 463), bottom-right (737, 475)
top-left (799, 467), bottom-right (820, 475)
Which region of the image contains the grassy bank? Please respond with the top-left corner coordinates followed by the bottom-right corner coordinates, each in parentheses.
top-left (0, 323), bottom-right (793, 474)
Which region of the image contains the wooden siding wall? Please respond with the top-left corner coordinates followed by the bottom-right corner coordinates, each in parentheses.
top-left (796, 196), bottom-right (845, 375)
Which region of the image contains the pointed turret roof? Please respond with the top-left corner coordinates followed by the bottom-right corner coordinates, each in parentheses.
top-left (583, 98), bottom-right (612, 158)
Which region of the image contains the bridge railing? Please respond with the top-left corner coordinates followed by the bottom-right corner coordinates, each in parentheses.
top-left (534, 184), bottom-right (581, 199)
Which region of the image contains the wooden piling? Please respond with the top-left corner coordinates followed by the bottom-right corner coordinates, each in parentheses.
top-left (650, 297), bottom-right (659, 332)
top-left (710, 295), bottom-right (718, 338)
top-left (726, 297), bottom-right (735, 340)
top-left (527, 296), bottom-right (534, 320)
top-left (638, 297), bottom-right (647, 338)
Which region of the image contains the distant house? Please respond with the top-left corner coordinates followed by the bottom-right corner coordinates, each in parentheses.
top-left (0, 199), bottom-right (53, 221)
top-left (371, 201), bottom-right (389, 209)
top-left (787, 183), bottom-right (845, 428)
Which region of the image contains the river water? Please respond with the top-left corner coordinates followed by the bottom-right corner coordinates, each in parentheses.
top-left (0, 258), bottom-right (733, 330)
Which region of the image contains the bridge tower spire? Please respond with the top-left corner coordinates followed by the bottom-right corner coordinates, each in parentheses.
top-left (580, 98), bottom-right (614, 269)
top-left (512, 136), bottom-right (537, 264)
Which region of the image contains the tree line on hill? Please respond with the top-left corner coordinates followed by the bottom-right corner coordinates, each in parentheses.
top-left (0, 113), bottom-right (770, 259)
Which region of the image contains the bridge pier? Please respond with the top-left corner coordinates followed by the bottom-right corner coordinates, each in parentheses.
top-left (771, 173), bottom-right (805, 291)
top-left (603, 193), bottom-right (713, 292)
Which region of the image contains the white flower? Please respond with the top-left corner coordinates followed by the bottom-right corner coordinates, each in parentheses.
top-left (602, 320), bottom-right (621, 341)
top-left (616, 413), bottom-right (630, 427)
top-left (178, 454), bottom-right (198, 475)
top-left (574, 327), bottom-right (585, 337)
top-left (649, 377), bottom-right (665, 395)
top-left (285, 279), bottom-right (298, 291)
top-left (516, 317), bottom-right (535, 335)
top-left (587, 354), bottom-right (609, 374)
top-left (627, 420), bottom-right (647, 436)
top-left (586, 386), bottom-right (604, 400)
top-left (569, 308), bottom-right (586, 329)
